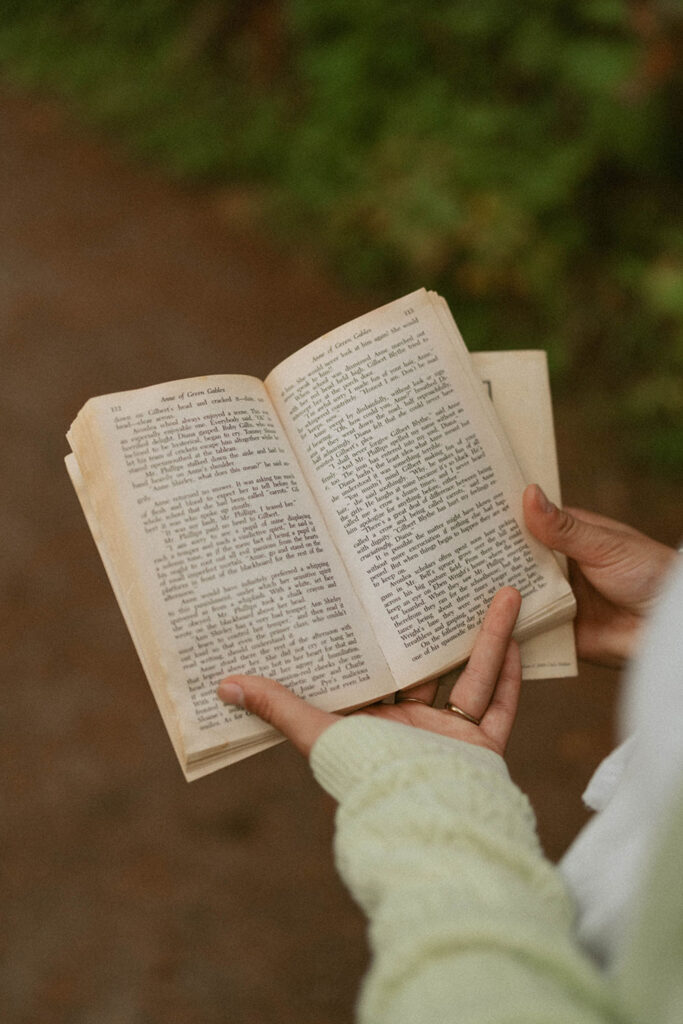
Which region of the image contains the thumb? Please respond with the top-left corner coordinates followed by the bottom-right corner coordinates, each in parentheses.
top-left (523, 484), bottom-right (620, 567)
top-left (217, 674), bottom-right (338, 757)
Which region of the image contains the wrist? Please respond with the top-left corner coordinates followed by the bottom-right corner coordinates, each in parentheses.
top-left (578, 610), bottom-right (644, 669)
top-left (310, 715), bottom-right (508, 804)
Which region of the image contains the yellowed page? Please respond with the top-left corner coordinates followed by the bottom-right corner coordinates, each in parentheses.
top-left (470, 351), bottom-right (577, 679)
top-left (67, 375), bottom-right (393, 777)
top-left (66, 452), bottom-right (286, 777)
top-left (266, 290), bottom-right (575, 689)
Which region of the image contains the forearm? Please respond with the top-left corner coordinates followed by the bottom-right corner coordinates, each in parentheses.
top-left (311, 716), bottom-right (622, 1024)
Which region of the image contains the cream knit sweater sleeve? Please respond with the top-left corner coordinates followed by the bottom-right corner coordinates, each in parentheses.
top-left (310, 715), bottom-right (623, 1024)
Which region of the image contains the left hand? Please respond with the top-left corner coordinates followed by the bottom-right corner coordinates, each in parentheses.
top-left (217, 587), bottom-right (522, 759)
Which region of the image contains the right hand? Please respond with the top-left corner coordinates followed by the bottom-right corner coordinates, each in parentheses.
top-left (523, 483), bottom-right (676, 668)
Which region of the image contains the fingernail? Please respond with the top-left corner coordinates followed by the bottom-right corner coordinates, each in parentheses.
top-left (534, 484), bottom-right (554, 514)
top-left (217, 679), bottom-right (245, 707)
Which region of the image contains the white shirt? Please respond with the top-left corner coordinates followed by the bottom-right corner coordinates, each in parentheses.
top-left (560, 555), bottom-right (683, 967)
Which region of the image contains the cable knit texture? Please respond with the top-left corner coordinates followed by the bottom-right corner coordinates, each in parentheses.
top-left (310, 715), bottom-right (683, 1024)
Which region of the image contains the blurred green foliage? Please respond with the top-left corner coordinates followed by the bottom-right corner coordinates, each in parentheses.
top-left (1, 0), bottom-right (681, 470)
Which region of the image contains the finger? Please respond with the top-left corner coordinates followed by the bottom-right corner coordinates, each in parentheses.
top-left (395, 679), bottom-right (440, 707)
top-left (523, 484), bottom-right (626, 567)
top-left (562, 506), bottom-right (644, 538)
top-left (479, 640), bottom-right (522, 754)
top-left (449, 587), bottom-right (522, 722)
top-left (217, 675), bottom-right (338, 757)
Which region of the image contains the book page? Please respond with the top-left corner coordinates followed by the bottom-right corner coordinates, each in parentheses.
top-left (470, 351), bottom-right (577, 680)
top-left (65, 453), bottom-right (287, 780)
top-left (67, 376), bottom-right (393, 777)
top-left (266, 291), bottom-right (575, 689)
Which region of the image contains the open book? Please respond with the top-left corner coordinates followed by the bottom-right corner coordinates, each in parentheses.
top-left (66, 289), bottom-right (576, 779)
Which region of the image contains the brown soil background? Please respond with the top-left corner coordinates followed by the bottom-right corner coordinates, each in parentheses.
top-left (1, 89), bottom-right (680, 1024)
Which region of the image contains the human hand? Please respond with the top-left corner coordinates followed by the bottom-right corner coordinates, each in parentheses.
top-left (524, 483), bottom-right (676, 668)
top-left (217, 587), bottom-right (522, 759)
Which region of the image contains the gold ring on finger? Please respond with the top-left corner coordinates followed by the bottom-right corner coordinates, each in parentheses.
top-left (443, 702), bottom-right (481, 726)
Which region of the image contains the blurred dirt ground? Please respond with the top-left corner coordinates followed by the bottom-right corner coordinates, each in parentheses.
top-left (1, 88), bottom-right (680, 1024)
